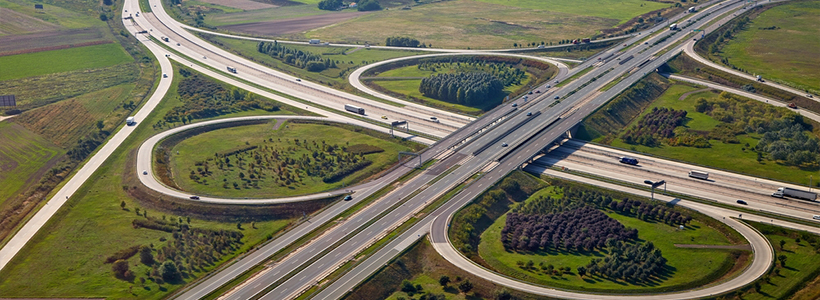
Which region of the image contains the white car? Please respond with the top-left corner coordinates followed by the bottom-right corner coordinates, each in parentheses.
top-left (501, 142), bottom-right (508, 147)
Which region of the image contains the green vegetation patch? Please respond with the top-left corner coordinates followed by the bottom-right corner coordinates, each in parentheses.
top-left (737, 221), bottom-right (820, 300)
top-left (706, 1), bottom-right (820, 93)
top-left (0, 122), bottom-right (64, 207)
top-left (587, 75), bottom-right (820, 185)
top-left (477, 182), bottom-right (741, 293)
top-left (167, 122), bottom-right (416, 198)
top-left (0, 43), bottom-right (132, 81)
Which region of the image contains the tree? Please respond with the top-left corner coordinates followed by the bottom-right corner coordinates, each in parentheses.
top-left (577, 266), bottom-right (587, 277)
top-left (357, 0), bottom-right (382, 11)
top-left (120, 201), bottom-right (126, 209)
top-left (401, 280), bottom-right (416, 294)
top-left (458, 279), bottom-right (474, 294)
top-left (139, 245), bottom-right (154, 265)
top-left (780, 240), bottom-right (786, 250)
top-left (97, 120), bottom-right (105, 131)
top-left (778, 254), bottom-right (787, 268)
top-left (112, 259), bottom-right (130, 278)
top-left (438, 275), bottom-right (451, 287)
top-left (159, 260), bottom-right (181, 282)
top-left (494, 288), bottom-right (513, 300)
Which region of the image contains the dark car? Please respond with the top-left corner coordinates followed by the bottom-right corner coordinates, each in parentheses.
top-left (344, 195), bottom-right (353, 201)
top-left (512, 103), bottom-right (518, 107)
top-left (526, 112), bottom-right (533, 116)
top-left (554, 96), bottom-right (560, 99)
top-left (736, 199), bottom-right (747, 205)
top-left (190, 196), bottom-right (200, 200)
top-left (528, 91), bottom-right (533, 95)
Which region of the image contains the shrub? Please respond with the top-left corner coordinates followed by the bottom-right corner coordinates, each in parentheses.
top-left (105, 245), bottom-right (140, 264)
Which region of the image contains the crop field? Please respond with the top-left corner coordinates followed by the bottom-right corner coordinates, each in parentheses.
top-left (0, 0), bottom-right (106, 31)
top-left (717, 1), bottom-right (820, 92)
top-left (475, 0), bottom-right (666, 24)
top-left (477, 187), bottom-right (740, 293)
top-left (597, 82), bottom-right (820, 186)
top-left (0, 43), bottom-right (133, 81)
top-left (13, 84), bottom-right (137, 147)
top-left (305, 0), bottom-right (620, 49)
top-left (0, 65), bottom-right (309, 299)
top-left (204, 5), bottom-right (332, 26)
top-left (0, 122), bottom-right (64, 207)
top-left (167, 121), bottom-right (413, 198)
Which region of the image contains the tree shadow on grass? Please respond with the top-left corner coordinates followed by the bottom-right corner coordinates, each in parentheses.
top-left (443, 286), bottom-right (459, 294)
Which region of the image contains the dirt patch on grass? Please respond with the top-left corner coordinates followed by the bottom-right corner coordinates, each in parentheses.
top-left (0, 8), bottom-right (61, 36)
top-left (0, 27), bottom-right (108, 55)
top-left (219, 11), bottom-right (370, 35)
top-left (197, 0), bottom-right (277, 10)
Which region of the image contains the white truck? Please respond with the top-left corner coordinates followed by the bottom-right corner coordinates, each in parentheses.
top-left (126, 116), bottom-right (136, 126)
top-left (772, 187), bottom-right (817, 201)
top-left (669, 23), bottom-right (678, 30)
top-left (309, 39), bottom-right (321, 44)
top-left (688, 170), bottom-right (709, 180)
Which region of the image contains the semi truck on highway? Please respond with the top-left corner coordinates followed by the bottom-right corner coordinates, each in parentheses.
top-left (772, 187), bottom-right (817, 201)
top-left (619, 157), bottom-right (639, 165)
top-left (345, 104), bottom-right (365, 115)
top-left (688, 170), bottom-right (709, 180)
top-left (227, 66), bottom-right (237, 73)
top-left (670, 23), bottom-right (678, 30)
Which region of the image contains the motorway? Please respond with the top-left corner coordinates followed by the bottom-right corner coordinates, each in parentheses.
top-left (0, 0), bottom-right (813, 300)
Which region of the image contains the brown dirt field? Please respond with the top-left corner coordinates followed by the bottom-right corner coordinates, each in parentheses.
top-left (0, 27), bottom-right (108, 55)
top-left (219, 11), bottom-right (370, 35)
top-left (197, 0), bottom-right (276, 10)
top-left (14, 98), bottom-right (95, 147)
top-left (0, 8), bottom-right (61, 36)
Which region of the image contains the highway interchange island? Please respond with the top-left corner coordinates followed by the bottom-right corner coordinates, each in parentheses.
top-left (0, 0), bottom-right (819, 299)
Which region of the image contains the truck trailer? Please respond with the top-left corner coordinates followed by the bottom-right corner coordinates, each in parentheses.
top-left (227, 66), bottom-right (237, 73)
top-left (619, 157), bottom-right (639, 165)
top-left (772, 187), bottom-right (817, 201)
top-left (344, 104), bottom-right (365, 115)
top-left (126, 116), bottom-right (136, 126)
top-left (688, 170), bottom-right (709, 180)
top-left (670, 23), bottom-right (678, 30)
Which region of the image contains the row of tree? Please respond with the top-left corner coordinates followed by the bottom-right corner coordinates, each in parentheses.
top-left (560, 187), bottom-right (693, 226)
top-left (501, 207), bottom-right (638, 252)
top-left (419, 72), bottom-right (504, 106)
top-left (385, 36), bottom-right (424, 47)
top-left (257, 41), bottom-right (337, 72)
top-left (416, 61), bottom-right (527, 87)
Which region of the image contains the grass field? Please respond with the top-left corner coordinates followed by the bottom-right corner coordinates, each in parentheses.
top-left (168, 121), bottom-right (412, 198)
top-left (0, 43), bottom-right (133, 81)
top-left (597, 82), bottom-right (820, 186)
top-left (0, 64), bottom-right (305, 299)
top-left (476, 187), bottom-right (740, 293)
top-left (305, 0), bottom-right (620, 49)
top-left (740, 221), bottom-right (820, 300)
top-left (474, 0), bottom-right (666, 25)
top-left (205, 5), bottom-right (332, 26)
top-left (718, 1), bottom-right (820, 92)
top-left (0, 0), bottom-right (108, 31)
top-left (0, 122), bottom-right (64, 207)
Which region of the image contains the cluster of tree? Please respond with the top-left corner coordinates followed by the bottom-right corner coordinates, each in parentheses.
top-left (158, 74), bottom-right (279, 129)
top-left (561, 186), bottom-right (693, 226)
top-left (66, 130), bottom-right (109, 162)
top-left (356, 0), bottom-right (381, 11)
top-left (257, 41), bottom-right (337, 72)
top-left (416, 60), bottom-right (527, 87)
top-left (583, 241), bottom-right (667, 283)
top-left (385, 37), bottom-right (424, 48)
top-left (191, 138), bottom-right (375, 189)
top-left (419, 72), bottom-right (504, 106)
top-left (693, 92), bottom-right (820, 166)
top-left (501, 207), bottom-right (638, 252)
top-left (110, 218), bottom-right (243, 284)
top-left (621, 107), bottom-right (688, 147)
top-left (317, 0), bottom-right (342, 10)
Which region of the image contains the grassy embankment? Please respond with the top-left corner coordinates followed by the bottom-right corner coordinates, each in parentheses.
top-left (706, 1), bottom-right (820, 94)
top-left (367, 63), bottom-right (536, 115)
top-left (0, 64), bottom-right (317, 299)
top-left (477, 186), bottom-right (741, 293)
top-left (168, 121), bottom-right (415, 198)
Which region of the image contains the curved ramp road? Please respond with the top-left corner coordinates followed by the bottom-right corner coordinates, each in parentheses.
top-left (348, 52), bottom-right (570, 113)
top-left (0, 11), bottom-right (174, 272)
top-left (138, 115), bottom-right (403, 204)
